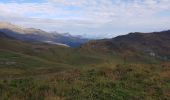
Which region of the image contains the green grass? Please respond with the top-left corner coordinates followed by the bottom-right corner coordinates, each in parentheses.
top-left (0, 64), bottom-right (169, 100)
top-left (0, 37), bottom-right (169, 100)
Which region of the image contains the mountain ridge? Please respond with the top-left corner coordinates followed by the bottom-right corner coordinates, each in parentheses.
top-left (81, 30), bottom-right (170, 59)
top-left (0, 22), bottom-right (89, 47)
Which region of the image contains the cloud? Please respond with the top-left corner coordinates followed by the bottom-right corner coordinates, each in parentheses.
top-left (47, 0), bottom-right (88, 6)
top-left (0, 0), bottom-right (170, 38)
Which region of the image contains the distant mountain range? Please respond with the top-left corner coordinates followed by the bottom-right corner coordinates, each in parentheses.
top-left (1, 22), bottom-right (170, 60)
top-left (0, 22), bottom-right (89, 47)
top-left (81, 30), bottom-right (170, 59)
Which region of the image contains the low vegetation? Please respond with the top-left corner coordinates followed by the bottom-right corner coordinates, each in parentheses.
top-left (0, 63), bottom-right (169, 100)
top-left (0, 37), bottom-right (169, 100)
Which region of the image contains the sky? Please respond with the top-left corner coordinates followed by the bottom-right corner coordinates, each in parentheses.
top-left (0, 0), bottom-right (170, 38)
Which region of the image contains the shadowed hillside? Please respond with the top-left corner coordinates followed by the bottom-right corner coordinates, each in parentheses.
top-left (81, 30), bottom-right (170, 60)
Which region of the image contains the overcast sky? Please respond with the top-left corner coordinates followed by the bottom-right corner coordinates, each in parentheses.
top-left (0, 0), bottom-right (170, 38)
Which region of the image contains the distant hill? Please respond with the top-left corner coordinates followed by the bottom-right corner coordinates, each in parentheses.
top-left (0, 22), bottom-right (89, 47)
top-left (81, 30), bottom-right (170, 59)
top-left (0, 31), bottom-right (10, 38)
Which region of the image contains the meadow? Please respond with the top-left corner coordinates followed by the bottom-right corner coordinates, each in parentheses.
top-left (0, 38), bottom-right (170, 100)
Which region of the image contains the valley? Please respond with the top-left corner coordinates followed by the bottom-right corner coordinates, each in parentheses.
top-left (0, 27), bottom-right (170, 99)
top-left (1, 0), bottom-right (170, 99)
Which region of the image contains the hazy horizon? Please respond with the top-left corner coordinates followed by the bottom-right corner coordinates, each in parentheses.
top-left (0, 0), bottom-right (170, 38)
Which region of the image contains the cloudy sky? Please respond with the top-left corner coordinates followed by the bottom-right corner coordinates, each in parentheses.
top-left (0, 0), bottom-right (170, 38)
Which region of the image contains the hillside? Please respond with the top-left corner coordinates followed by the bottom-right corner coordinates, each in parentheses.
top-left (0, 31), bottom-right (170, 100)
top-left (0, 31), bottom-right (13, 38)
top-left (0, 22), bottom-right (89, 47)
top-left (81, 30), bottom-right (170, 59)
top-left (0, 32), bottom-right (107, 68)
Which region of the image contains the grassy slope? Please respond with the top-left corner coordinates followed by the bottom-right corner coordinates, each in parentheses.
top-left (0, 37), bottom-right (121, 77)
top-left (0, 37), bottom-right (169, 100)
top-left (0, 37), bottom-right (105, 65)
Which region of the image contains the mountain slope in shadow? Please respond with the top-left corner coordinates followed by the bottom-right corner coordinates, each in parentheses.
top-left (81, 30), bottom-right (170, 59)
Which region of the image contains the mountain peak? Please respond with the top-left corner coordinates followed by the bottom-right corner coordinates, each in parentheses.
top-left (0, 21), bottom-right (24, 29)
